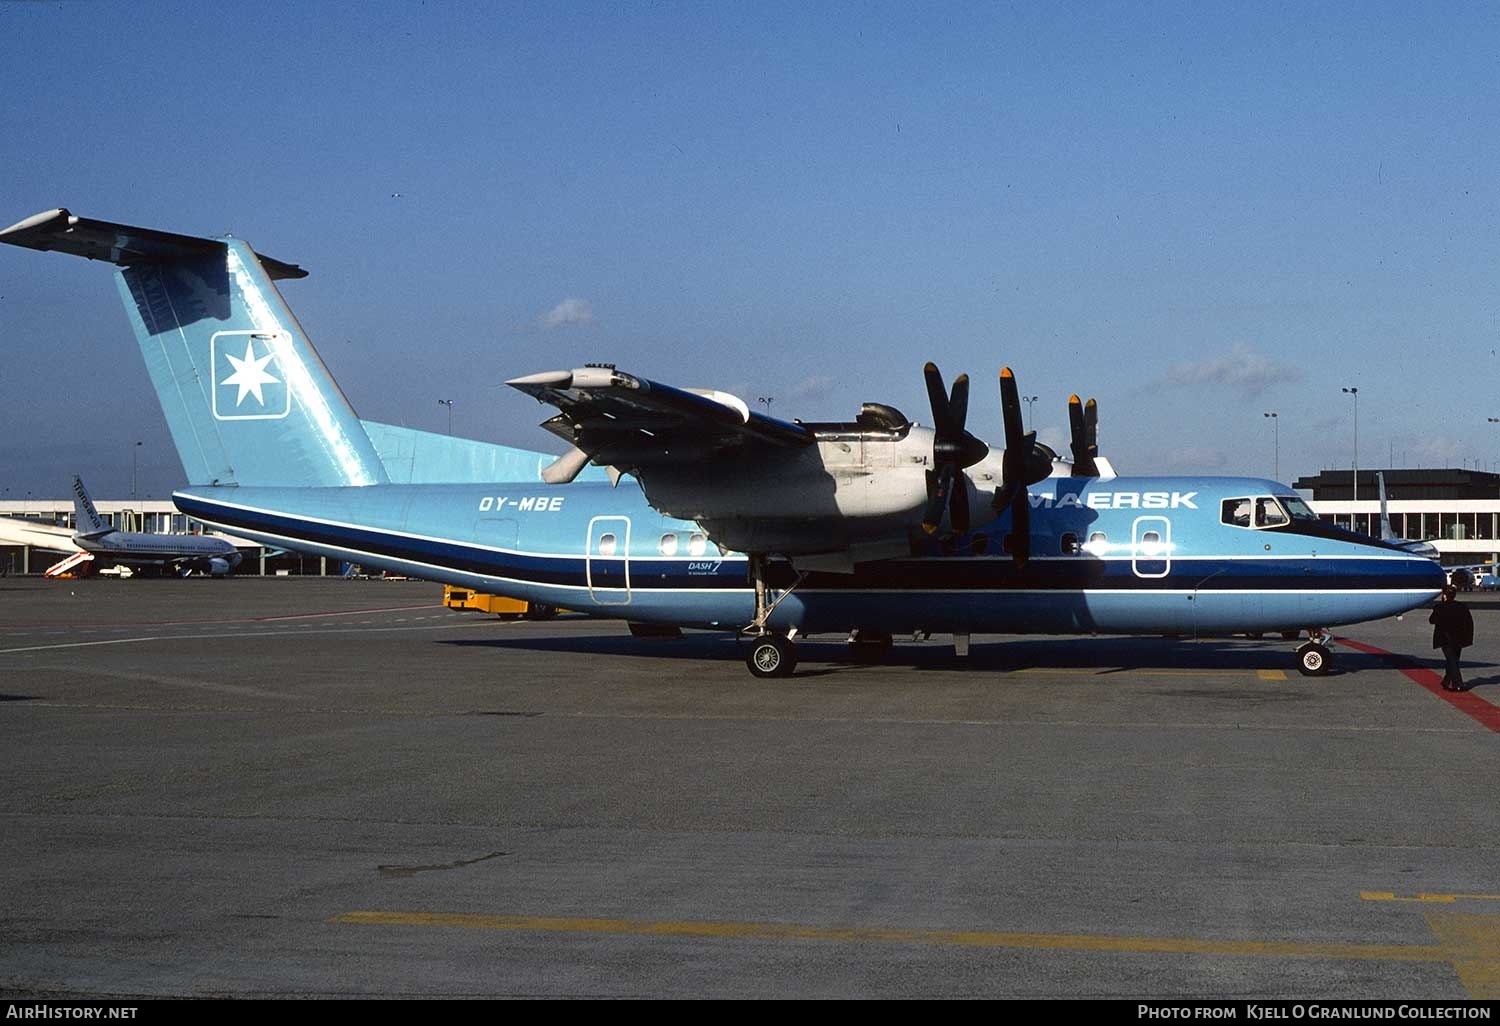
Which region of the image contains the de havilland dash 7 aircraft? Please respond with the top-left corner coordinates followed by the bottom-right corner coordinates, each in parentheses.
top-left (0, 208), bottom-right (1444, 676)
top-left (0, 474), bottom-right (243, 577)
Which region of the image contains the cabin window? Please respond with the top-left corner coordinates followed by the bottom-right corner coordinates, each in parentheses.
top-left (1139, 530), bottom-right (1163, 557)
top-left (1256, 497), bottom-right (1289, 528)
top-left (1084, 531), bottom-right (1108, 555)
top-left (1222, 498), bottom-right (1252, 528)
top-left (658, 533), bottom-right (679, 556)
top-left (688, 532), bottom-right (709, 556)
top-left (1060, 532), bottom-right (1080, 555)
top-left (598, 533), bottom-right (618, 557)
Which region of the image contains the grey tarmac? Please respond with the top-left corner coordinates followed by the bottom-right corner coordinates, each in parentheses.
top-left (0, 577), bottom-right (1496, 999)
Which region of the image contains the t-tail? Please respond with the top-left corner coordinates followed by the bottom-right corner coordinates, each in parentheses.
top-left (0, 210), bottom-right (387, 489)
top-left (70, 475), bottom-right (111, 538)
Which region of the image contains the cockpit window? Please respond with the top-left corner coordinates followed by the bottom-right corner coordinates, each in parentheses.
top-left (1280, 496), bottom-right (1319, 522)
top-left (1224, 495), bottom-right (1301, 530)
top-left (1222, 498), bottom-right (1253, 528)
top-left (1256, 497), bottom-right (1289, 528)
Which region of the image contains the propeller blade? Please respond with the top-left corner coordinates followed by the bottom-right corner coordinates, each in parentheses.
top-left (995, 367), bottom-right (1038, 564)
top-left (949, 373), bottom-right (970, 432)
top-left (924, 362), bottom-right (956, 437)
top-left (1068, 395), bottom-right (1086, 463)
top-left (949, 472), bottom-right (971, 535)
top-left (1066, 395), bottom-right (1101, 476)
top-left (1009, 487), bottom-right (1031, 564)
top-left (999, 367), bottom-right (1024, 445)
top-left (921, 463), bottom-right (955, 534)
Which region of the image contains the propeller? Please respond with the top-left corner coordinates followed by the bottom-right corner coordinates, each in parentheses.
top-left (1067, 394), bottom-right (1099, 477)
top-left (920, 362), bottom-right (990, 535)
top-left (991, 367), bottom-right (1057, 564)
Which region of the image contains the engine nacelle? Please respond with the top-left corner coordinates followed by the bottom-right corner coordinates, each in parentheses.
top-left (206, 557), bottom-right (231, 576)
top-left (635, 429), bottom-right (1004, 555)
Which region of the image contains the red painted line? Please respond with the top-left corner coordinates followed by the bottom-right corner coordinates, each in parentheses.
top-left (1337, 635), bottom-right (1500, 733)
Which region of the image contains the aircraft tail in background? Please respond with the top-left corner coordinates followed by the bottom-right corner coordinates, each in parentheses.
top-left (70, 476), bottom-right (111, 537)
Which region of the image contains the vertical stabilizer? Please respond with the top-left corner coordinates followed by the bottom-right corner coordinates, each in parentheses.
top-left (1, 210), bottom-right (388, 488)
top-left (1377, 472), bottom-right (1395, 541)
top-left (71, 476), bottom-right (110, 537)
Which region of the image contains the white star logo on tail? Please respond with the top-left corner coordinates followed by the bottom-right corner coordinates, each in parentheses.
top-left (220, 340), bottom-right (281, 407)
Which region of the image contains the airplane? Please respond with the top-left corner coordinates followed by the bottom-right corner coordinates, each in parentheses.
top-left (0, 208), bottom-right (1445, 676)
top-left (0, 474), bottom-right (243, 577)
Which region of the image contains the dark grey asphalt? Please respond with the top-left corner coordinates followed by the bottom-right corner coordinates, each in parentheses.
top-left (1, 577), bottom-right (1495, 998)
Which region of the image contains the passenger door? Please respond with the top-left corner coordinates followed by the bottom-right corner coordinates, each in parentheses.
top-left (585, 515), bottom-right (632, 605)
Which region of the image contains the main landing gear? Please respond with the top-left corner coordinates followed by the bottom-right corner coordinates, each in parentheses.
top-left (742, 554), bottom-right (807, 679)
top-left (1295, 628), bottom-right (1333, 676)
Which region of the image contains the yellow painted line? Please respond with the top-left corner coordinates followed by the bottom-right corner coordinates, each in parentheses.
top-left (1364, 891), bottom-right (1500, 904)
top-left (1427, 912), bottom-right (1500, 999)
top-left (329, 911), bottom-right (1449, 963)
top-left (1257, 669), bottom-right (1288, 681)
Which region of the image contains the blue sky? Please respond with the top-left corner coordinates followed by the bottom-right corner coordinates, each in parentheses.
top-left (2, 1), bottom-right (1498, 499)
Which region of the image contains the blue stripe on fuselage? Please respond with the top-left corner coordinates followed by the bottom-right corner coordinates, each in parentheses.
top-left (173, 480), bottom-right (1444, 618)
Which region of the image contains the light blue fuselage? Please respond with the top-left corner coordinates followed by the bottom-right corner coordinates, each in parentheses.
top-left (174, 475), bottom-right (1444, 636)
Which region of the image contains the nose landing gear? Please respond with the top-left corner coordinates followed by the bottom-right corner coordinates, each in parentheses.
top-left (1295, 628), bottom-right (1333, 676)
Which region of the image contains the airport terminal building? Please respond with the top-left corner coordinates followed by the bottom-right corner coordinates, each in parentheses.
top-left (4, 468), bottom-right (1499, 575)
top-left (1291, 468), bottom-right (1500, 567)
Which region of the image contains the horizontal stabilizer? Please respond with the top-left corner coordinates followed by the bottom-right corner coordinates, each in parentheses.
top-left (0, 208), bottom-right (306, 280)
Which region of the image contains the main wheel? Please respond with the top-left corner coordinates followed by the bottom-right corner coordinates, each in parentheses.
top-left (747, 635), bottom-right (797, 678)
top-left (1296, 642), bottom-right (1331, 677)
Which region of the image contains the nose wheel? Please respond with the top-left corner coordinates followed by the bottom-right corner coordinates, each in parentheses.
top-left (1295, 630), bottom-right (1332, 676)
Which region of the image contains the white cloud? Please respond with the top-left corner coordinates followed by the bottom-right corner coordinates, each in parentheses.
top-left (1156, 342), bottom-right (1301, 398)
top-left (789, 375), bottom-right (836, 401)
top-left (1165, 446), bottom-right (1227, 469)
top-left (1406, 436), bottom-right (1463, 465)
top-left (539, 298), bottom-right (594, 330)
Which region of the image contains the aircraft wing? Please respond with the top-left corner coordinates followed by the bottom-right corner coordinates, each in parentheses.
top-left (508, 366), bottom-right (814, 481)
top-left (0, 517), bottom-right (79, 554)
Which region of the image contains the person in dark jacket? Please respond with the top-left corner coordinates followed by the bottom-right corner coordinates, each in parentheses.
top-left (1429, 586), bottom-right (1475, 691)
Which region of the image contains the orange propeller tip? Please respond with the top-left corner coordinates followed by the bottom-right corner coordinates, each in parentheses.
top-left (921, 523), bottom-right (939, 535)
top-left (1000, 367), bottom-right (1014, 379)
top-left (1069, 394), bottom-right (1081, 404)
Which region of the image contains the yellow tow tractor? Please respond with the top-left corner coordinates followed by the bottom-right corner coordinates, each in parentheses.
top-left (442, 585), bottom-right (558, 620)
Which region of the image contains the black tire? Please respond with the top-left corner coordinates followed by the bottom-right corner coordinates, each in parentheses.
top-left (1296, 642), bottom-right (1331, 677)
top-left (525, 603), bottom-right (557, 621)
top-left (747, 636), bottom-right (797, 678)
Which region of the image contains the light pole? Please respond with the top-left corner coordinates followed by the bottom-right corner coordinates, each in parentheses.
top-left (437, 399), bottom-right (454, 435)
top-left (131, 440), bottom-right (142, 501)
top-left (1342, 387), bottom-right (1359, 504)
top-left (757, 396), bottom-right (774, 417)
top-left (1022, 394), bottom-right (1039, 432)
top-left (1263, 412), bottom-right (1278, 481)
